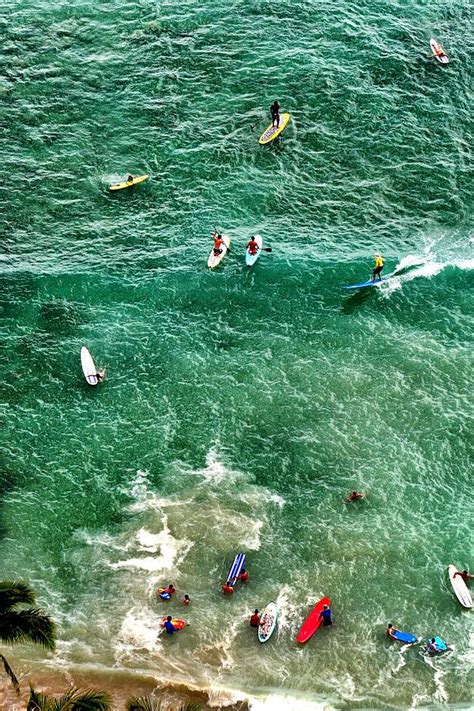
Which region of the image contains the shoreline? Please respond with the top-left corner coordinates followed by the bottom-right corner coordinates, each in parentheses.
top-left (0, 660), bottom-right (251, 711)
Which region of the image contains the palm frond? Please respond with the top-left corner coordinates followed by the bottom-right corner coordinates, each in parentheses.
top-left (68, 688), bottom-right (112, 710)
top-left (27, 685), bottom-right (50, 710)
top-left (27, 686), bottom-right (112, 711)
top-left (0, 580), bottom-right (35, 612)
top-left (0, 654), bottom-right (20, 695)
top-left (0, 608), bottom-right (56, 650)
top-left (126, 697), bottom-right (161, 711)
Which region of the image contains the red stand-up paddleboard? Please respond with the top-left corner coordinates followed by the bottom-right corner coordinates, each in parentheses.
top-left (296, 596), bottom-right (331, 644)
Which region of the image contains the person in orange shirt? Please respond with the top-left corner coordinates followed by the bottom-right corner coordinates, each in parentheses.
top-left (213, 232), bottom-right (224, 256)
top-left (222, 581), bottom-right (234, 595)
top-left (247, 237), bottom-right (259, 256)
top-left (250, 609), bottom-right (260, 628)
top-left (238, 569), bottom-right (249, 583)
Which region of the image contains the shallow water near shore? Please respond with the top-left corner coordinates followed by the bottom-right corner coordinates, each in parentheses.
top-left (1, 0), bottom-right (473, 708)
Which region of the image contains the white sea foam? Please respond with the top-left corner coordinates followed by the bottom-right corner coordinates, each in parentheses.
top-left (109, 515), bottom-right (193, 574)
top-left (239, 519), bottom-right (263, 550)
top-left (248, 693), bottom-right (335, 711)
top-left (115, 607), bottom-right (162, 657)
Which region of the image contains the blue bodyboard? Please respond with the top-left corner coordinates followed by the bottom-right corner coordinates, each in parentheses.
top-left (159, 592), bottom-right (171, 600)
top-left (227, 553), bottom-right (245, 586)
top-left (342, 277), bottom-right (389, 290)
top-left (392, 629), bottom-right (417, 644)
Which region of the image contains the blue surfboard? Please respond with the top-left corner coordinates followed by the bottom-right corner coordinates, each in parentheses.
top-left (342, 277), bottom-right (389, 290)
top-left (392, 629), bottom-right (417, 644)
top-left (227, 553), bottom-right (245, 586)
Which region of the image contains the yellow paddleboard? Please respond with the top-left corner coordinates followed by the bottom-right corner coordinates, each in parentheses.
top-left (258, 113), bottom-right (290, 145)
top-left (109, 174), bottom-right (149, 191)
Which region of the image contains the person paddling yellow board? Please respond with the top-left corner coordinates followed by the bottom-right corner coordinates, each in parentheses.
top-left (109, 174), bottom-right (149, 191)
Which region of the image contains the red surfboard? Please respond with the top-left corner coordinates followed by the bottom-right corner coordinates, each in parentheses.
top-left (296, 596), bottom-right (331, 644)
top-left (161, 617), bottom-right (186, 630)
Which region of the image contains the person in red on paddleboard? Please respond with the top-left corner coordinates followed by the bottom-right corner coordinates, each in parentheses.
top-left (222, 581), bottom-right (234, 595)
top-left (250, 609), bottom-right (260, 628)
top-left (319, 604), bottom-right (332, 626)
top-left (454, 569), bottom-right (473, 584)
top-left (247, 237), bottom-right (260, 256)
top-left (212, 232), bottom-right (224, 256)
top-left (238, 568), bottom-right (249, 583)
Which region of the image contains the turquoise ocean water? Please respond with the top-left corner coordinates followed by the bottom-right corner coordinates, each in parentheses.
top-left (1, 0), bottom-right (473, 708)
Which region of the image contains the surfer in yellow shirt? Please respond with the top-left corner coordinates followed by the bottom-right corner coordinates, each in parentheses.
top-left (372, 254), bottom-right (384, 281)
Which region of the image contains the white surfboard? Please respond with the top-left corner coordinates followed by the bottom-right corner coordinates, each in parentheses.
top-left (448, 565), bottom-right (472, 608)
top-left (245, 235), bottom-right (263, 267)
top-left (81, 346), bottom-right (99, 386)
top-left (208, 234), bottom-right (230, 269)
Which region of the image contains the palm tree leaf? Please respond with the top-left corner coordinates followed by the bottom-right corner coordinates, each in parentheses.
top-left (69, 688), bottom-right (112, 710)
top-left (0, 580), bottom-right (35, 612)
top-left (0, 654), bottom-right (20, 694)
top-left (126, 697), bottom-right (161, 711)
top-left (0, 608), bottom-right (56, 650)
top-left (27, 685), bottom-right (50, 710)
top-left (27, 686), bottom-right (112, 711)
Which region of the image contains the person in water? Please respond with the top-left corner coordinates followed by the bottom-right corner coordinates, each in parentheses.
top-left (247, 237), bottom-right (260, 256)
top-left (222, 581), bottom-right (234, 595)
top-left (372, 254), bottom-right (385, 281)
top-left (182, 594), bottom-right (191, 605)
top-left (158, 584), bottom-right (175, 598)
top-left (319, 604), bottom-right (332, 626)
top-left (346, 491), bottom-right (365, 502)
top-left (96, 368), bottom-right (105, 383)
top-left (386, 623), bottom-right (399, 638)
top-left (426, 637), bottom-right (447, 654)
top-left (270, 100), bottom-right (280, 127)
top-left (213, 232), bottom-right (224, 256)
top-left (238, 568), bottom-right (249, 583)
top-left (250, 609), bottom-right (261, 628)
top-left (163, 615), bottom-right (175, 635)
top-left (454, 569), bottom-right (473, 583)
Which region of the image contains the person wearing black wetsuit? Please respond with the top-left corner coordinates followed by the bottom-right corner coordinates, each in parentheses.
top-left (270, 100), bottom-right (280, 127)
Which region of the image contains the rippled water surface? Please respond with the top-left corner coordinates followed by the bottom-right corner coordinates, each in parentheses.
top-left (1, 0), bottom-right (473, 708)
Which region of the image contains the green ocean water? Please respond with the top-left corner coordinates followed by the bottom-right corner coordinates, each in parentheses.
top-left (1, 0), bottom-right (473, 708)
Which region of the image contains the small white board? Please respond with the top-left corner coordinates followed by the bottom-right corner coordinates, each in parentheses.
top-left (81, 346), bottom-right (98, 386)
top-left (245, 235), bottom-right (263, 267)
top-left (430, 39), bottom-right (449, 64)
top-left (448, 565), bottom-right (472, 608)
top-left (208, 234), bottom-right (230, 269)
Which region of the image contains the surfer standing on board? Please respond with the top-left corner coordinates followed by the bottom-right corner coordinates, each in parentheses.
top-left (372, 254), bottom-right (384, 281)
top-left (270, 100), bottom-right (280, 127)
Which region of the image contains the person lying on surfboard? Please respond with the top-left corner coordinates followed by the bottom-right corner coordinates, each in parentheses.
top-left (247, 237), bottom-right (260, 256)
top-left (270, 100), bottom-right (280, 127)
top-left (454, 569), bottom-right (473, 584)
top-left (386, 623), bottom-right (400, 638)
top-left (372, 254), bottom-right (385, 281)
top-left (212, 232), bottom-right (224, 256)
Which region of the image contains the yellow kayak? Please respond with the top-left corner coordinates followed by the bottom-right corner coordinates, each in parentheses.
top-left (258, 113), bottom-right (290, 145)
top-left (109, 174), bottom-right (149, 191)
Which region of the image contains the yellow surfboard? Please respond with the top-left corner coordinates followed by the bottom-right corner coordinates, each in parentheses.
top-left (109, 174), bottom-right (149, 191)
top-left (258, 113), bottom-right (290, 145)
